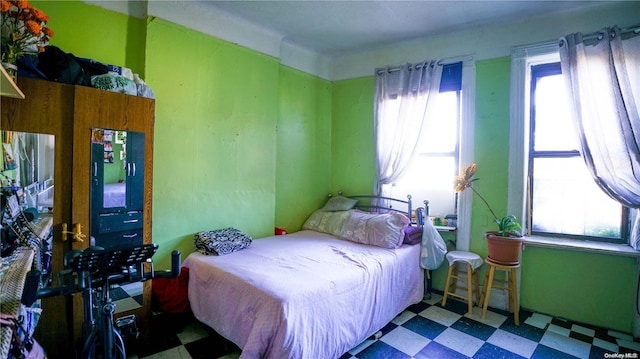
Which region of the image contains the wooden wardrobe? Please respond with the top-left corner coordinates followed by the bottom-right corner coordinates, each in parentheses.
top-left (1, 77), bottom-right (155, 358)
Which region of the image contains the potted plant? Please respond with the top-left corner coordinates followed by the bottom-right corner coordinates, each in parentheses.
top-left (455, 163), bottom-right (525, 264)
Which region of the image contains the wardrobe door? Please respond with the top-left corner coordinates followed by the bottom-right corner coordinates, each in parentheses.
top-left (71, 84), bottom-right (155, 346)
top-left (1, 78), bottom-right (75, 358)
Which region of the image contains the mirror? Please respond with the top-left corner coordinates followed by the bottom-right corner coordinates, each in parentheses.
top-left (1, 131), bottom-right (55, 208)
top-left (90, 128), bottom-right (145, 314)
top-left (91, 128), bottom-right (127, 209)
top-left (0, 130), bottom-right (55, 284)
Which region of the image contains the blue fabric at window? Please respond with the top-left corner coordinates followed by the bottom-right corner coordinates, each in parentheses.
top-left (439, 62), bottom-right (462, 92)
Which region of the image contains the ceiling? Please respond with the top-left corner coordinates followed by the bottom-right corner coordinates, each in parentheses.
top-left (200, 1), bottom-right (610, 56)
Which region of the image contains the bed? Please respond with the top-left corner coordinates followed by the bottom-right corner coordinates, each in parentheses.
top-left (103, 182), bottom-right (126, 208)
top-left (183, 194), bottom-right (428, 359)
top-left (23, 180), bottom-right (54, 212)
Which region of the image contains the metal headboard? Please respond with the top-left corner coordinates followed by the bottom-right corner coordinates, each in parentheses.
top-left (331, 191), bottom-right (430, 225)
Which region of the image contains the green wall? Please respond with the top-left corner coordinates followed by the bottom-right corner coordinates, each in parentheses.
top-left (103, 141), bottom-right (125, 184)
top-left (29, 0), bottom-right (637, 334)
top-left (471, 57), bottom-right (512, 251)
top-left (145, 18), bottom-right (280, 262)
top-left (330, 76), bottom-right (376, 194)
top-left (276, 67), bottom-right (332, 230)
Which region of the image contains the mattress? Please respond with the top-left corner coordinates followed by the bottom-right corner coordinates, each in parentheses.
top-left (103, 182), bottom-right (125, 208)
top-left (183, 229), bottom-right (423, 359)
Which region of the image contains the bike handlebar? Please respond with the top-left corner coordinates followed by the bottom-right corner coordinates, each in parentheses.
top-left (22, 246), bottom-right (181, 307)
top-left (154, 250), bottom-right (181, 279)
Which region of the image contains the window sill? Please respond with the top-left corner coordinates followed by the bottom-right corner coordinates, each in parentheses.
top-left (525, 235), bottom-right (640, 258)
top-left (435, 226), bottom-right (456, 232)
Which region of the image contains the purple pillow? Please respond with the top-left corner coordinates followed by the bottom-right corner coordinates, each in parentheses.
top-left (403, 226), bottom-right (423, 245)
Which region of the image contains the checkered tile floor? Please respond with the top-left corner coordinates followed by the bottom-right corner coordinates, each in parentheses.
top-left (130, 293), bottom-right (640, 359)
top-left (111, 282), bottom-right (143, 314)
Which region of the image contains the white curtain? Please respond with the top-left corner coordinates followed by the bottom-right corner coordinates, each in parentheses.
top-left (559, 26), bottom-right (640, 250)
top-left (373, 61), bottom-right (442, 199)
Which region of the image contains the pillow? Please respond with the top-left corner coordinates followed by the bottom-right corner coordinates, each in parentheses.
top-left (302, 209), bottom-right (351, 237)
top-left (340, 210), bottom-right (409, 248)
top-left (194, 227), bottom-right (252, 255)
top-left (322, 196), bottom-right (358, 212)
top-left (403, 226), bottom-right (423, 245)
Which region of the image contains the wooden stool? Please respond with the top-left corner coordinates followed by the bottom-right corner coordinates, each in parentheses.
top-left (441, 251), bottom-right (483, 314)
top-left (479, 258), bottom-right (521, 325)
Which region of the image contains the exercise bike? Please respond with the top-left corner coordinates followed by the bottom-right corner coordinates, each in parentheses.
top-left (22, 243), bottom-right (181, 359)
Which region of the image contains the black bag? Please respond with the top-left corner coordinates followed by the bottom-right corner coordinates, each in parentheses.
top-left (37, 45), bottom-right (91, 86)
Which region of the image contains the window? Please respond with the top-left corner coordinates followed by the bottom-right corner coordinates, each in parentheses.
top-left (527, 63), bottom-right (628, 243)
top-left (382, 59), bottom-right (474, 250)
top-left (391, 62), bottom-right (464, 219)
top-left (391, 90), bottom-right (460, 217)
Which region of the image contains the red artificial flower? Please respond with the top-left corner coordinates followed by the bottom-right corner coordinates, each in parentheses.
top-left (1, 1), bottom-right (11, 13)
top-left (24, 19), bottom-right (40, 36)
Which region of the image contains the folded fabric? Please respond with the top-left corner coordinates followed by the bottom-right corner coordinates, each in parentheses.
top-left (91, 73), bottom-right (137, 95)
top-left (194, 227), bottom-right (252, 255)
top-left (403, 226), bottom-right (423, 245)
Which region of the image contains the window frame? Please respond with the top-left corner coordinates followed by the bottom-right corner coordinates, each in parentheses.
top-left (416, 89), bottom-right (461, 215)
top-left (390, 58), bottom-right (475, 251)
top-left (528, 63), bottom-right (628, 243)
top-left (510, 44), bottom-right (630, 245)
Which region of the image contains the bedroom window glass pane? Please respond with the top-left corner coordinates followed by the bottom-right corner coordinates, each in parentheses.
top-left (531, 157), bottom-right (621, 238)
top-left (533, 75), bottom-right (578, 151)
top-left (420, 91), bottom-right (457, 153)
top-left (392, 90), bottom-right (459, 218)
top-left (528, 63), bottom-right (625, 243)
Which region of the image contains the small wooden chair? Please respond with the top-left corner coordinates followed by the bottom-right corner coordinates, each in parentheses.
top-left (441, 250), bottom-right (483, 314)
top-left (478, 258), bottom-right (521, 325)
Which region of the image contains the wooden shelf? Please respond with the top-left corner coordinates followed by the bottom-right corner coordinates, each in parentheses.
top-left (1, 65), bottom-right (25, 99)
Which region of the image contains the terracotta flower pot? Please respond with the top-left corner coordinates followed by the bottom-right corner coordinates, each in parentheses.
top-left (485, 231), bottom-right (525, 265)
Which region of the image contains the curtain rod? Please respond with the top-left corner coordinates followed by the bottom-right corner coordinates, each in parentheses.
top-left (376, 55), bottom-right (473, 76)
top-left (566, 24), bottom-right (640, 43)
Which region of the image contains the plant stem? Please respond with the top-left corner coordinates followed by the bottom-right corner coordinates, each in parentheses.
top-left (471, 187), bottom-right (499, 223)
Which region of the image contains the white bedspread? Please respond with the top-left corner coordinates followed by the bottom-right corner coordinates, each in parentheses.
top-left (183, 230), bottom-right (423, 359)
top-left (103, 182), bottom-right (125, 208)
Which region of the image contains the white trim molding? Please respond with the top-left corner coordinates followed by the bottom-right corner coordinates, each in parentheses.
top-left (456, 57), bottom-right (476, 251)
top-left (508, 42), bottom-right (559, 235)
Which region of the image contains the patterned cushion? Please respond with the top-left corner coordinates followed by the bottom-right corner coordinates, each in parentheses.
top-left (194, 228), bottom-right (252, 255)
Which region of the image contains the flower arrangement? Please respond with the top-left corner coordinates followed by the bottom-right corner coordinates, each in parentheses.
top-left (1, 0), bottom-right (54, 67)
top-left (455, 163), bottom-right (522, 237)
